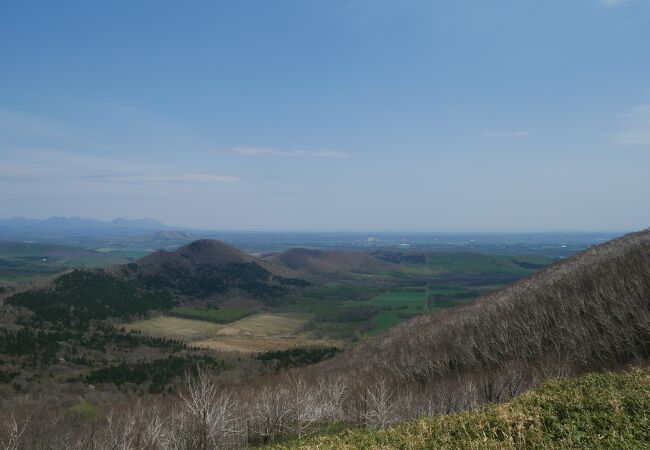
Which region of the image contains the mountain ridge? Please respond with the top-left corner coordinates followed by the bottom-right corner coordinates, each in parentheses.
top-left (263, 247), bottom-right (400, 274)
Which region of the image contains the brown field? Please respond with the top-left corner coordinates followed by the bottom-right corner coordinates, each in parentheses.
top-left (216, 312), bottom-right (309, 337)
top-left (125, 312), bottom-right (334, 353)
top-left (192, 336), bottom-right (336, 353)
top-left (123, 316), bottom-right (223, 340)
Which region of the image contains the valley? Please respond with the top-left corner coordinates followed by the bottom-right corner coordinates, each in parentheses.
top-left (2, 227), bottom-right (647, 449)
top-left (0, 235), bottom-right (558, 393)
top-left (3, 2), bottom-right (646, 446)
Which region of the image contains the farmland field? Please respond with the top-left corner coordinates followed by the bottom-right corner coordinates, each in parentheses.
top-left (0, 242), bottom-right (124, 287)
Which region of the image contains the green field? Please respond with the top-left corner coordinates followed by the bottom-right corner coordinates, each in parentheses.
top-left (284, 253), bottom-right (552, 340)
top-left (168, 306), bottom-right (257, 324)
top-left (0, 242), bottom-right (124, 287)
top-left (367, 288), bottom-right (428, 335)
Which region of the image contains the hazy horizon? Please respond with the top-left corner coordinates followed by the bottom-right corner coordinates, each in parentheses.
top-left (0, 214), bottom-right (635, 235)
top-left (2, 1), bottom-right (649, 231)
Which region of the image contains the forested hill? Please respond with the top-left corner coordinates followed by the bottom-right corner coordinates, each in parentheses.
top-left (6, 240), bottom-right (310, 326)
top-left (115, 239), bottom-right (309, 300)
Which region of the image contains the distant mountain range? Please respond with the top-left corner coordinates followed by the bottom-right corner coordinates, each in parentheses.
top-left (0, 216), bottom-right (174, 232)
top-left (0, 216), bottom-right (200, 248)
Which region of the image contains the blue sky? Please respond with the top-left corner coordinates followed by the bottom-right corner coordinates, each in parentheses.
top-left (1, 0), bottom-right (649, 231)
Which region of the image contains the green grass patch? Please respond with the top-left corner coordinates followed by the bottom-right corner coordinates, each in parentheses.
top-left (369, 288), bottom-right (427, 310)
top-left (365, 288), bottom-right (428, 335)
top-left (366, 312), bottom-right (404, 336)
top-left (302, 282), bottom-right (376, 301)
top-left (168, 306), bottom-right (257, 324)
top-left (66, 400), bottom-right (99, 421)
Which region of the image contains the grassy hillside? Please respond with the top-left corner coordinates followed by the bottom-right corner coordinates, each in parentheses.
top-left (270, 367), bottom-right (650, 449)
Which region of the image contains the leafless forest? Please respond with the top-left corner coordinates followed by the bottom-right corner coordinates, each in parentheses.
top-left (2, 229), bottom-right (650, 449)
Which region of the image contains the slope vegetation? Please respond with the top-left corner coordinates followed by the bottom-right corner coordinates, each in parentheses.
top-left (271, 367), bottom-right (650, 449)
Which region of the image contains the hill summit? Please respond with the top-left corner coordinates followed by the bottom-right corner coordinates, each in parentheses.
top-left (111, 239), bottom-right (307, 301)
top-left (137, 239), bottom-right (253, 270)
top-left (264, 247), bottom-right (399, 274)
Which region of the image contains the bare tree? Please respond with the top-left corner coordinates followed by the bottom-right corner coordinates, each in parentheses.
top-left (361, 377), bottom-right (394, 428)
top-left (314, 376), bottom-right (347, 422)
top-left (179, 367), bottom-right (239, 450)
top-left (287, 375), bottom-right (319, 439)
top-left (251, 383), bottom-right (293, 443)
top-left (0, 414), bottom-right (28, 450)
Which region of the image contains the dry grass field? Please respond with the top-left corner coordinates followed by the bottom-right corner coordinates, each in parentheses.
top-left (216, 312), bottom-right (309, 336)
top-left (192, 336), bottom-right (335, 353)
top-left (123, 316), bottom-right (223, 340)
top-left (125, 312), bottom-right (333, 353)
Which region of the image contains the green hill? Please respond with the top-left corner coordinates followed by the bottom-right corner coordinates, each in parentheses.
top-left (270, 367), bottom-right (650, 449)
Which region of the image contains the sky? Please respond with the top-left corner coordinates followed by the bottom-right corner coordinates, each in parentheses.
top-left (1, 0), bottom-right (649, 232)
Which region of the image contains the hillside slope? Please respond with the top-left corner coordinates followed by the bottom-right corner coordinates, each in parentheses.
top-left (270, 367), bottom-right (650, 449)
top-left (264, 248), bottom-right (400, 274)
top-left (306, 228), bottom-right (650, 415)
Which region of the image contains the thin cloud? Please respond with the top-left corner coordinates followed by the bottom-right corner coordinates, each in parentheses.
top-left (0, 107), bottom-right (103, 150)
top-left (233, 147), bottom-right (350, 159)
top-left (615, 104), bottom-right (650, 146)
top-left (483, 130), bottom-right (529, 139)
top-left (600, 0), bottom-right (629, 6)
top-left (0, 107), bottom-right (67, 139)
top-left (0, 148), bottom-right (242, 184)
top-left (102, 173), bottom-right (242, 184)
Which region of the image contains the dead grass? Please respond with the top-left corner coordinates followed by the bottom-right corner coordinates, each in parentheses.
top-left (124, 312), bottom-right (329, 353)
top-left (192, 336), bottom-right (335, 353)
top-left (216, 313), bottom-right (310, 337)
top-left (123, 316), bottom-right (223, 340)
